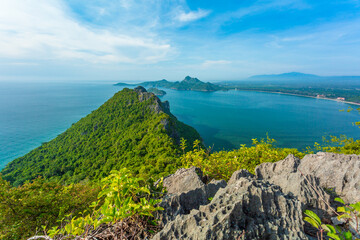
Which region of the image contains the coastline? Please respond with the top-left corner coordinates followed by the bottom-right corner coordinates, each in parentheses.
top-left (234, 89), bottom-right (360, 107)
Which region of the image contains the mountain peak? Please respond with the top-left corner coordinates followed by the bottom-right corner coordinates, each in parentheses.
top-left (183, 76), bottom-right (201, 83)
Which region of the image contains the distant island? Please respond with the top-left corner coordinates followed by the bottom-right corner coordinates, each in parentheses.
top-left (115, 73), bottom-right (360, 103)
top-left (148, 87), bottom-right (166, 96)
top-left (115, 76), bottom-right (226, 92)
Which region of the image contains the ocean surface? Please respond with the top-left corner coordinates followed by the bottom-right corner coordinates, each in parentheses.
top-left (1, 81), bottom-right (360, 169)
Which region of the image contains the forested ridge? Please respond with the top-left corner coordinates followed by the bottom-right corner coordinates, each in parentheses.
top-left (1, 87), bottom-right (201, 186)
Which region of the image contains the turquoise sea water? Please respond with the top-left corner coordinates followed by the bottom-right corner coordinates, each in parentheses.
top-left (1, 81), bottom-right (359, 169)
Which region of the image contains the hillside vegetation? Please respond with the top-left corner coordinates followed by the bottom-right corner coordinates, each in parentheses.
top-left (1, 87), bottom-right (201, 186)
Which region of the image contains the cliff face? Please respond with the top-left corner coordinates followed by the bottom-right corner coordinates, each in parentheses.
top-left (153, 152), bottom-right (360, 240)
top-left (1, 87), bottom-right (201, 185)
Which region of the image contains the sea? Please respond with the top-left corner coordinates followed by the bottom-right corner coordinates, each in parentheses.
top-left (1, 81), bottom-right (359, 169)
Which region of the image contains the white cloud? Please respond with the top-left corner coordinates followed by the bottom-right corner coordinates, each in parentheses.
top-left (0, 0), bottom-right (172, 64)
top-left (176, 9), bottom-right (211, 22)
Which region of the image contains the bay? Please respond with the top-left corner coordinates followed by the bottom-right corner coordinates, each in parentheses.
top-left (161, 89), bottom-right (360, 151)
top-left (1, 81), bottom-right (359, 169)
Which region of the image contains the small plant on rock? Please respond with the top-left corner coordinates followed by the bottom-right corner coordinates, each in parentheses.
top-left (304, 198), bottom-right (360, 240)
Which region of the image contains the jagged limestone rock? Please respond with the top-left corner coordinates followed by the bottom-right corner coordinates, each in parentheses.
top-left (154, 152), bottom-right (360, 239)
top-left (153, 176), bottom-right (307, 240)
top-left (255, 154), bottom-right (332, 219)
top-left (227, 169), bottom-right (254, 185)
top-left (298, 152), bottom-right (360, 203)
top-left (162, 167), bottom-right (205, 194)
top-left (158, 167), bottom-right (226, 225)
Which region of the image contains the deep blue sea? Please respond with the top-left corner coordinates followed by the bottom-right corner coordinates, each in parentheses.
top-left (1, 81), bottom-right (360, 169)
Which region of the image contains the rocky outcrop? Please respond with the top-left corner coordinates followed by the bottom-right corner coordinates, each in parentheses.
top-left (255, 154), bottom-right (332, 219)
top-left (154, 174), bottom-right (307, 240)
top-left (227, 169), bottom-right (254, 185)
top-left (134, 86), bottom-right (166, 114)
top-left (256, 152), bottom-right (360, 208)
top-left (298, 152), bottom-right (360, 203)
top-left (153, 152), bottom-right (360, 240)
top-left (162, 167), bottom-right (205, 194)
top-left (158, 167), bottom-right (226, 225)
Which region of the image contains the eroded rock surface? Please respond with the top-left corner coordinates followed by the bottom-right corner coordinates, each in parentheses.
top-left (256, 154), bottom-right (332, 218)
top-left (159, 167), bottom-right (226, 225)
top-left (153, 152), bottom-right (360, 240)
top-left (299, 152), bottom-right (360, 203)
top-left (162, 167), bottom-right (205, 194)
top-left (154, 175), bottom-right (307, 240)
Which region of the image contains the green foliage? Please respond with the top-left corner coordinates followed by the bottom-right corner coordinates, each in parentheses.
top-left (181, 137), bottom-right (304, 180)
top-left (304, 198), bottom-right (360, 240)
top-left (2, 88), bottom-right (201, 185)
top-left (49, 168), bottom-right (165, 239)
top-left (0, 175), bottom-right (99, 240)
top-left (306, 135), bottom-right (360, 155)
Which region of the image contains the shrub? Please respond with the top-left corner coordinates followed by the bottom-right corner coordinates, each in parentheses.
top-left (181, 137), bottom-right (304, 181)
top-left (0, 176), bottom-right (99, 240)
top-left (48, 168), bottom-right (165, 240)
top-left (306, 135), bottom-right (360, 155)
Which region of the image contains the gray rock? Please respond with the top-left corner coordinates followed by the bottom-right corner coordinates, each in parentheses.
top-left (227, 169), bottom-right (254, 185)
top-left (298, 152), bottom-right (360, 203)
top-left (256, 154), bottom-right (300, 177)
top-left (162, 167), bottom-right (205, 194)
top-left (153, 153), bottom-right (360, 239)
top-left (255, 154), bottom-right (332, 218)
top-left (153, 177), bottom-right (307, 240)
top-left (158, 179), bottom-right (227, 225)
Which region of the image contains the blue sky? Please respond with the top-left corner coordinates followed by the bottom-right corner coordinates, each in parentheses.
top-left (1, 0), bottom-right (360, 82)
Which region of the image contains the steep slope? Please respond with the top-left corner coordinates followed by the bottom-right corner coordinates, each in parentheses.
top-left (115, 76), bottom-right (225, 92)
top-left (2, 87), bottom-right (201, 186)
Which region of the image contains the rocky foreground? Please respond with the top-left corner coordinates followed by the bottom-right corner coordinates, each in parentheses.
top-left (153, 152), bottom-right (360, 240)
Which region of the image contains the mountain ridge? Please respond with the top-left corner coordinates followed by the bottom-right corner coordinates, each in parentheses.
top-left (1, 87), bottom-right (201, 185)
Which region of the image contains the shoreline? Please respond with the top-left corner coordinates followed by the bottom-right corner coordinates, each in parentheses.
top-left (234, 89), bottom-right (360, 107)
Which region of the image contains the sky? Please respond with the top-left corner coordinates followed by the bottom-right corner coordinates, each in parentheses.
top-left (1, 0), bottom-right (360, 82)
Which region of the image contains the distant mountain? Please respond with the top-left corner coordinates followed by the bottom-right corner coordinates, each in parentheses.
top-left (115, 76), bottom-right (225, 92)
top-left (248, 72), bottom-right (320, 81)
top-left (2, 87), bottom-right (201, 185)
top-left (220, 72), bottom-right (360, 87)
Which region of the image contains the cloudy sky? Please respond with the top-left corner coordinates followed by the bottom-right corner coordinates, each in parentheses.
top-left (1, 0), bottom-right (360, 82)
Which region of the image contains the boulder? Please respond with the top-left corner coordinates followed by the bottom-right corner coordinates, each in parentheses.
top-left (162, 167), bottom-right (205, 194)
